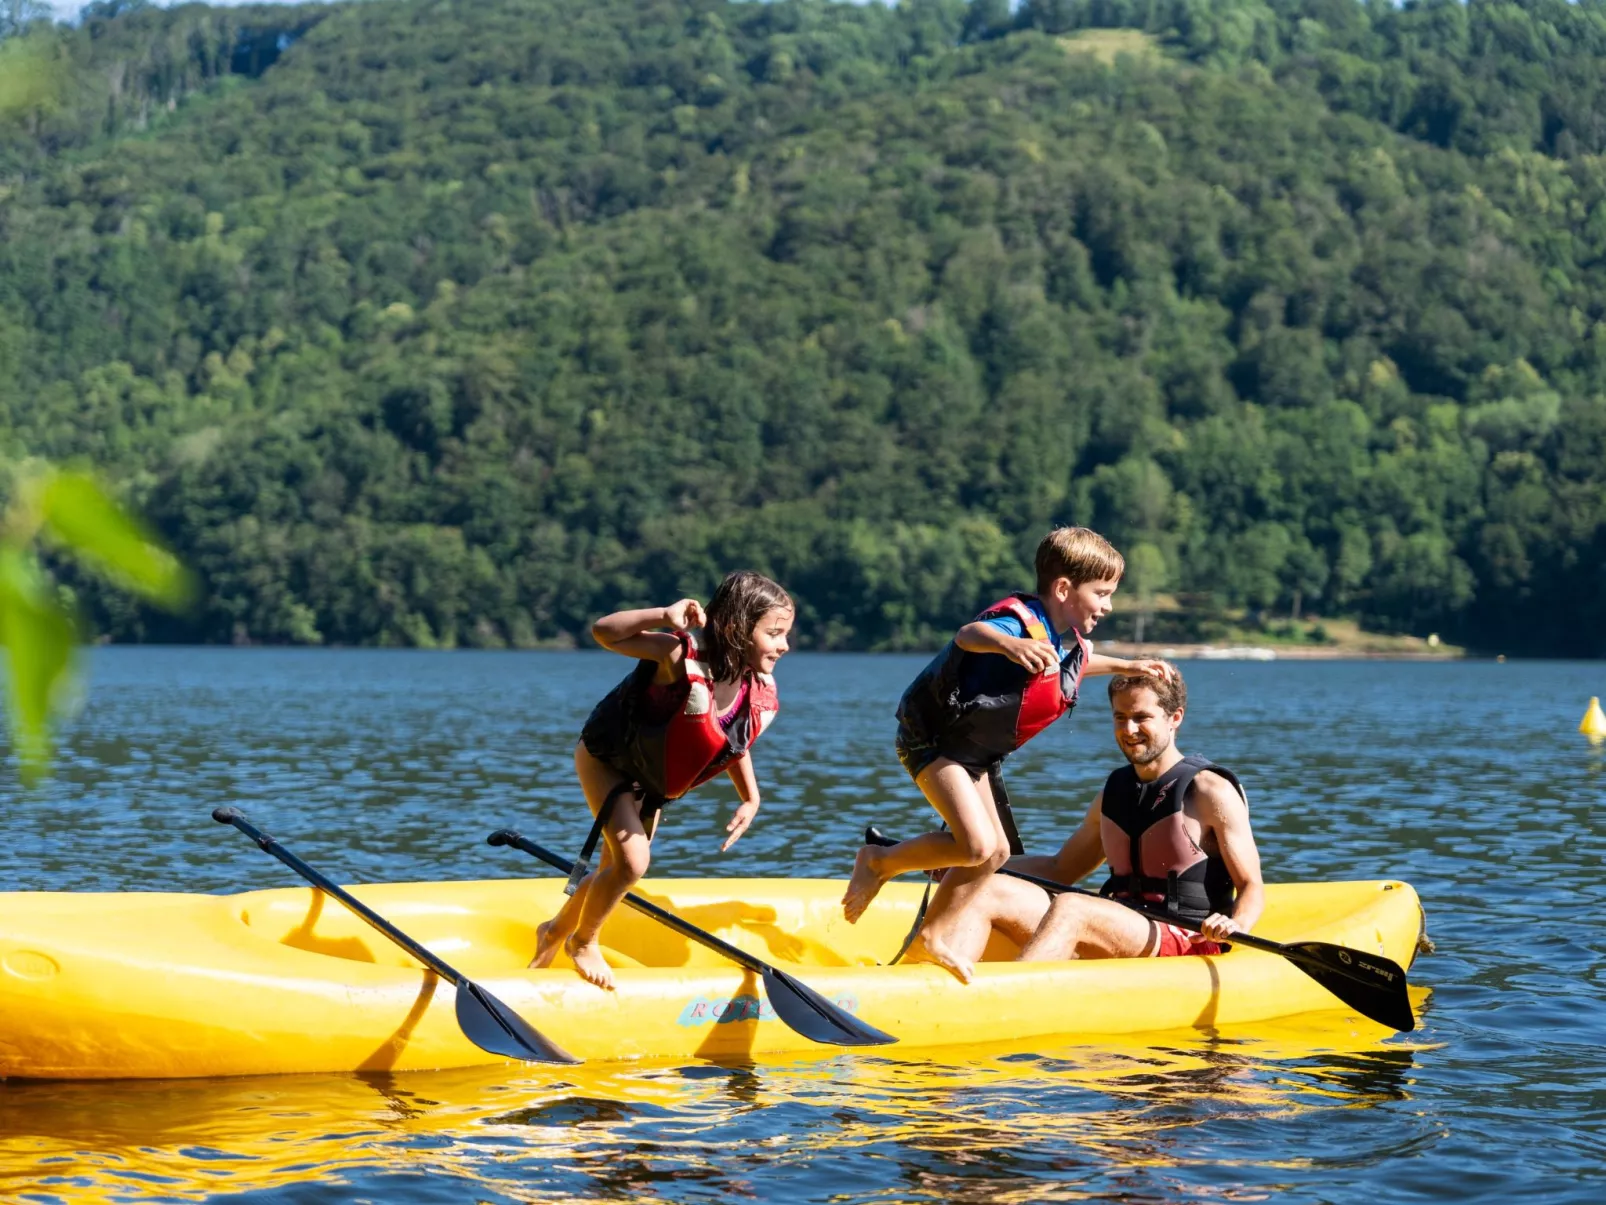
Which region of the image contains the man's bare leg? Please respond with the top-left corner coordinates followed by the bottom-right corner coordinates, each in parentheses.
top-left (912, 874), bottom-right (1051, 970)
top-left (842, 760), bottom-right (1008, 930)
top-left (1016, 893), bottom-right (1159, 962)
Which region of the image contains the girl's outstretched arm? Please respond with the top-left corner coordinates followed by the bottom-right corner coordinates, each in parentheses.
top-left (591, 599), bottom-right (704, 665)
top-left (720, 751), bottom-right (761, 852)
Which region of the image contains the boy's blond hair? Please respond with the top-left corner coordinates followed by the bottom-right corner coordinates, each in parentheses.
top-left (1035, 527), bottom-right (1124, 592)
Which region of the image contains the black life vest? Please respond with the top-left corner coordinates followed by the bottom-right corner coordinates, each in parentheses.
top-left (896, 592), bottom-right (1089, 769)
top-left (580, 631), bottom-right (779, 803)
top-left (1098, 754), bottom-right (1244, 924)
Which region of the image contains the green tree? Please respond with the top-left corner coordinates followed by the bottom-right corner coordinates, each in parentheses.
top-left (1124, 541), bottom-right (1168, 646)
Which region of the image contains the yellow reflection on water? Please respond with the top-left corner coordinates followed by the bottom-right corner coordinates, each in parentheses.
top-left (0, 1005), bottom-right (1430, 1203)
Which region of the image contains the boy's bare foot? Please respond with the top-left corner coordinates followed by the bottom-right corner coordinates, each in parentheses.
top-left (841, 845), bottom-right (888, 923)
top-left (565, 935), bottom-right (615, 990)
top-left (528, 918), bottom-right (565, 969)
top-left (904, 930), bottom-right (974, 985)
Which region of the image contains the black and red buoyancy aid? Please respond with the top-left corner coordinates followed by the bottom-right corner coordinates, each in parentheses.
top-left (1098, 754), bottom-right (1244, 924)
top-left (897, 593), bottom-right (1090, 767)
top-left (583, 631), bottom-right (779, 803)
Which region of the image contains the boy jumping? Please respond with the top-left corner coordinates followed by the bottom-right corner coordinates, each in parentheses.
top-left (841, 527), bottom-right (1174, 982)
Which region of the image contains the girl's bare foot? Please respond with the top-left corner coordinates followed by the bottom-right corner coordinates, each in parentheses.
top-left (565, 935), bottom-right (615, 990)
top-left (528, 918), bottom-right (566, 969)
top-left (903, 929), bottom-right (975, 984)
top-left (841, 845), bottom-right (887, 924)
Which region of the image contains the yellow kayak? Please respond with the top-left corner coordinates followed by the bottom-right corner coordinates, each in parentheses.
top-left (0, 876), bottom-right (1426, 1079)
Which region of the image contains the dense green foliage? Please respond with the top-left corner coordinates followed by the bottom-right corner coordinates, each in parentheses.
top-left (2, 0), bottom-right (1605, 653)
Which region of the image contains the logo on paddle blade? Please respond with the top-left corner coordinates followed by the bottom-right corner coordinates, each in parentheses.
top-left (676, 991), bottom-right (861, 1027)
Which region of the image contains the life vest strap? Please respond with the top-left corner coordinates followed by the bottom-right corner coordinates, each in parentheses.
top-left (566, 780), bottom-right (664, 895)
top-left (987, 764), bottom-right (1026, 857)
top-left (1098, 871), bottom-right (1213, 921)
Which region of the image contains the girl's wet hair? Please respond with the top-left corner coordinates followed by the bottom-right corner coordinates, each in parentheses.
top-left (701, 571), bottom-right (793, 681)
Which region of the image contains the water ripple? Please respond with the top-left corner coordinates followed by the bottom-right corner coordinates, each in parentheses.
top-left (1, 651), bottom-right (1603, 1201)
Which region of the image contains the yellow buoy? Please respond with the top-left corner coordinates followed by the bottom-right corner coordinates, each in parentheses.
top-left (1581, 696), bottom-right (1606, 739)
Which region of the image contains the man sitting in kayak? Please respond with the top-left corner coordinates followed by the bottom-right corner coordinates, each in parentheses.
top-left (933, 666), bottom-right (1265, 964)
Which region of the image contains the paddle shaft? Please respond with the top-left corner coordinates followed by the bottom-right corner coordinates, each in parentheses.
top-left (214, 807), bottom-right (470, 987)
top-left (995, 861), bottom-right (1413, 1009)
top-left (494, 830), bottom-right (772, 975)
top-left (489, 827), bottom-right (898, 1046)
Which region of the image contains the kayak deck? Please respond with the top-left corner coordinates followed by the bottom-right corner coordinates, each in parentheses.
top-left (0, 876), bottom-right (1425, 1079)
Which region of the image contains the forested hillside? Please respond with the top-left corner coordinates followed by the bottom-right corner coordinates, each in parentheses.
top-left (2, 0), bottom-right (1604, 653)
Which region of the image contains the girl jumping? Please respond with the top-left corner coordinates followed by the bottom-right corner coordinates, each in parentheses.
top-left (531, 571), bottom-right (794, 988)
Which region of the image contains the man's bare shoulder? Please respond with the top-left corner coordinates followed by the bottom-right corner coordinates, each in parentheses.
top-left (1190, 768), bottom-right (1248, 814)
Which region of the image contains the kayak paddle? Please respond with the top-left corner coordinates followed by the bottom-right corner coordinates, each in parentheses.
top-left (865, 826), bottom-right (1416, 1033)
top-left (212, 807), bottom-right (578, 1064)
top-left (487, 828), bottom-right (898, 1047)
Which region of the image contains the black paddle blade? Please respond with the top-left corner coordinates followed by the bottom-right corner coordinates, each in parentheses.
top-left (761, 967), bottom-right (897, 1047)
top-left (454, 980), bottom-right (580, 1064)
top-left (1280, 941), bottom-right (1416, 1033)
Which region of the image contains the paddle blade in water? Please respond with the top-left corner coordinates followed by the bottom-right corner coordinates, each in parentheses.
top-left (761, 968), bottom-right (897, 1047)
top-left (1279, 941), bottom-right (1416, 1033)
top-left (455, 980), bottom-right (580, 1064)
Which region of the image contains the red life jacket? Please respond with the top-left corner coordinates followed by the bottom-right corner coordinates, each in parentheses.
top-left (579, 632), bottom-right (779, 803)
top-left (895, 592), bottom-right (1089, 768)
top-left (1098, 754), bottom-right (1243, 924)
top-left (987, 595), bottom-right (1089, 748)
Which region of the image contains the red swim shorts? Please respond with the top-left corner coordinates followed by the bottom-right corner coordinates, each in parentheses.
top-left (1154, 922), bottom-right (1223, 958)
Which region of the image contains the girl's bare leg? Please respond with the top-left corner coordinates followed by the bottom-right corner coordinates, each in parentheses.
top-left (563, 754), bottom-right (652, 991)
top-left (529, 853), bottom-right (605, 968)
top-left (530, 744), bottom-right (644, 987)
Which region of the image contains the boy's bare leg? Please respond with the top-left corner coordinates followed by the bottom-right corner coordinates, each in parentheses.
top-left (902, 763), bottom-right (1014, 982)
top-left (842, 831), bottom-right (966, 922)
top-left (1016, 893), bottom-right (1159, 962)
top-left (846, 760), bottom-right (1010, 982)
top-left (842, 760), bottom-right (1012, 922)
top-left (531, 745), bottom-right (643, 985)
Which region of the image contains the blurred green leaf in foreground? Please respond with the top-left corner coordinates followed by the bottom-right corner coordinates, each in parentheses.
top-left (0, 464), bottom-right (193, 783)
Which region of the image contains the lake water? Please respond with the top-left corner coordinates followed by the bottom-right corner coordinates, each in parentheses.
top-left (2, 649), bottom-right (1603, 1202)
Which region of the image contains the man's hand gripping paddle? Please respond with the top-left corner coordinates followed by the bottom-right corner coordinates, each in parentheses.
top-left (489, 828), bottom-right (897, 1047)
top-left (212, 807), bottom-right (578, 1064)
top-left (865, 826), bottom-right (1415, 1033)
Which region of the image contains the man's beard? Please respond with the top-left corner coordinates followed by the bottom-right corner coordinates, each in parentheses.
top-left (1124, 732), bottom-right (1173, 767)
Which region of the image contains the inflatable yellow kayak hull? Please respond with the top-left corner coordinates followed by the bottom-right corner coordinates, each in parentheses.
top-left (0, 877), bottom-right (1425, 1079)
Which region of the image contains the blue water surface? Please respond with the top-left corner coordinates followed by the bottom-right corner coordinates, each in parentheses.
top-left (1, 650), bottom-right (1603, 1203)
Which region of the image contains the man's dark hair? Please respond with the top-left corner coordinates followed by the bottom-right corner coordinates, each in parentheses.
top-left (1108, 666), bottom-right (1186, 714)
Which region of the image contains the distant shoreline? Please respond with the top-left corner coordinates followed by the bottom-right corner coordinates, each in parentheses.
top-left (1096, 641), bottom-right (1467, 662)
top-left (83, 641), bottom-right (1482, 660)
